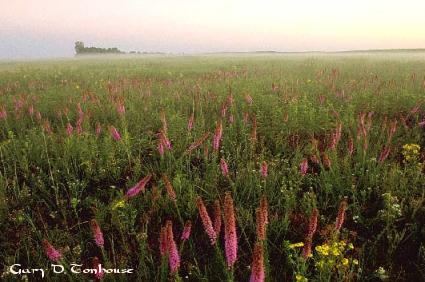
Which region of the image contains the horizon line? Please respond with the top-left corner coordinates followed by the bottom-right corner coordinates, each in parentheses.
top-left (1, 47), bottom-right (425, 62)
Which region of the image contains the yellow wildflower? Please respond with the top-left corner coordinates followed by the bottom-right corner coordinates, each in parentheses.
top-left (112, 198), bottom-right (126, 210)
top-left (295, 273), bottom-right (308, 282)
top-left (402, 143), bottom-right (421, 163)
top-left (315, 260), bottom-right (324, 268)
top-left (316, 244), bottom-right (330, 256)
top-left (331, 247), bottom-right (340, 256)
top-left (289, 242), bottom-right (304, 249)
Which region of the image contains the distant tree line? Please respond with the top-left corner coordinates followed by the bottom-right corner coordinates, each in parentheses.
top-left (74, 41), bottom-right (124, 55)
top-left (74, 41), bottom-right (166, 55)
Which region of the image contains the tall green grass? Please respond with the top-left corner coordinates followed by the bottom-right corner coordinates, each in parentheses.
top-left (0, 54), bottom-right (424, 281)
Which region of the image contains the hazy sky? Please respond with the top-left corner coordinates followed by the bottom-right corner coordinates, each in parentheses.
top-left (1, 0), bottom-right (425, 59)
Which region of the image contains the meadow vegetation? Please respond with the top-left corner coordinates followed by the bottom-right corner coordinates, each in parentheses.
top-left (0, 53), bottom-right (424, 281)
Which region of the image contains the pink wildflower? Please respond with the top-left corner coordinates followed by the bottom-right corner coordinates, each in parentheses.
top-left (159, 131), bottom-right (171, 150)
top-left (306, 208), bottom-right (319, 239)
top-left (213, 121), bottom-right (223, 151)
top-left (220, 158), bottom-right (229, 177)
top-left (162, 174), bottom-right (177, 202)
top-left (92, 257), bottom-right (104, 280)
top-left (196, 196), bottom-right (217, 245)
top-left (186, 132), bottom-right (210, 153)
top-left (181, 220), bottom-right (192, 241)
top-left (90, 219), bottom-right (104, 247)
top-left (166, 220), bottom-right (180, 274)
top-left (213, 200), bottom-right (222, 236)
top-left (42, 239), bottom-right (62, 262)
top-left (302, 239), bottom-right (312, 260)
top-left (378, 146), bottom-right (391, 163)
top-left (224, 192), bottom-right (237, 268)
top-left (260, 161), bottom-right (268, 178)
top-left (335, 199), bottom-right (347, 231)
top-left (109, 126), bottom-right (121, 141)
top-left (256, 196), bottom-right (268, 241)
top-left (249, 243), bottom-right (264, 282)
top-left (66, 123), bottom-right (73, 136)
top-left (300, 159), bottom-right (308, 175)
top-left (125, 174), bottom-right (152, 198)
top-left (158, 139), bottom-right (165, 155)
top-left (159, 227), bottom-right (168, 256)
top-left (76, 118), bottom-right (83, 135)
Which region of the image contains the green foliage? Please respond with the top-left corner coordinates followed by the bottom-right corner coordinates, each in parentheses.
top-left (0, 54), bottom-right (424, 281)
top-left (74, 41), bottom-right (124, 55)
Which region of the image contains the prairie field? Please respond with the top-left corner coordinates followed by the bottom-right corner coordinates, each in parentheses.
top-left (0, 53), bottom-right (425, 281)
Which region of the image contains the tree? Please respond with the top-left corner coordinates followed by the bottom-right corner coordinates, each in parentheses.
top-left (74, 41), bottom-right (124, 55)
top-left (74, 41), bottom-right (85, 54)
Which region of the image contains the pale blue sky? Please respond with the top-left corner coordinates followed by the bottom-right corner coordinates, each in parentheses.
top-left (1, 0), bottom-right (425, 59)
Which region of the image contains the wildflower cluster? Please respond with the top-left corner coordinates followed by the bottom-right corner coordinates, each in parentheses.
top-left (378, 192), bottom-right (402, 220)
top-left (314, 240), bottom-right (358, 271)
top-left (402, 143), bottom-right (420, 164)
top-left (285, 239), bottom-right (358, 281)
